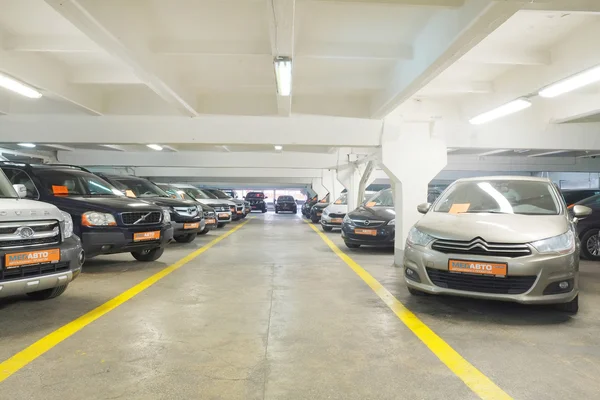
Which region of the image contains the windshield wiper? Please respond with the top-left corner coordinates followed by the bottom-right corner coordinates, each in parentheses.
top-left (465, 210), bottom-right (511, 214)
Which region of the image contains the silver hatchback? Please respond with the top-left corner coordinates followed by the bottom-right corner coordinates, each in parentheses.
top-left (403, 176), bottom-right (591, 313)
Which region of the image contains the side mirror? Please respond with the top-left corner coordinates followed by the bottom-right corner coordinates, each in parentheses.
top-left (417, 203), bottom-right (431, 214)
top-left (13, 184), bottom-right (27, 199)
top-left (572, 205), bottom-right (592, 221)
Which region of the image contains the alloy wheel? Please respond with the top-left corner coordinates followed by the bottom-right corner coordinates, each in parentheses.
top-left (586, 234), bottom-right (600, 256)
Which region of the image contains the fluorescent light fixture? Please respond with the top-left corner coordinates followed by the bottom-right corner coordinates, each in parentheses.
top-left (274, 57), bottom-right (292, 96)
top-left (147, 144), bottom-right (163, 151)
top-left (539, 65), bottom-right (600, 98)
top-left (0, 73), bottom-right (42, 99)
top-left (274, 145), bottom-right (283, 151)
top-left (18, 143), bottom-right (36, 148)
top-left (469, 98), bottom-right (532, 125)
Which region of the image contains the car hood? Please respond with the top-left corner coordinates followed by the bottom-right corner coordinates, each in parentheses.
top-left (136, 197), bottom-right (198, 208)
top-left (348, 206), bottom-right (395, 221)
top-left (324, 204), bottom-right (348, 214)
top-left (49, 196), bottom-right (162, 214)
top-left (196, 198), bottom-right (231, 207)
top-left (313, 203), bottom-right (329, 210)
top-left (416, 212), bottom-right (570, 243)
top-left (0, 199), bottom-right (63, 221)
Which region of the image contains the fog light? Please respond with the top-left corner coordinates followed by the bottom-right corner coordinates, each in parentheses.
top-left (559, 281), bottom-right (569, 290)
top-left (405, 267), bottom-right (421, 283)
top-left (543, 279), bottom-right (574, 295)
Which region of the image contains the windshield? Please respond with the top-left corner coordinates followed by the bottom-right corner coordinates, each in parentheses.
top-left (333, 192), bottom-right (373, 205)
top-left (364, 190), bottom-right (394, 207)
top-left (36, 169), bottom-right (123, 197)
top-left (434, 180), bottom-right (560, 215)
top-left (181, 187), bottom-right (212, 200)
top-left (207, 189), bottom-right (230, 199)
top-left (0, 170), bottom-right (17, 198)
top-left (277, 196), bottom-right (294, 202)
top-left (115, 178), bottom-right (168, 198)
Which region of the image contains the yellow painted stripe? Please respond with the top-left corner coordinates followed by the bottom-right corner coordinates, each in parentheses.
top-left (306, 221), bottom-right (512, 400)
top-left (0, 219), bottom-right (252, 383)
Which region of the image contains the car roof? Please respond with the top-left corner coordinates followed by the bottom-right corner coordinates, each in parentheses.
top-left (456, 176), bottom-right (551, 183)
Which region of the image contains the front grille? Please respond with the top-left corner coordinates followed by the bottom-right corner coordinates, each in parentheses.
top-left (212, 205), bottom-right (228, 212)
top-left (1, 261), bottom-right (70, 281)
top-left (174, 207), bottom-right (198, 217)
top-left (121, 211), bottom-right (162, 225)
top-left (329, 213), bottom-right (346, 218)
top-left (431, 237), bottom-right (531, 258)
top-left (426, 268), bottom-right (536, 294)
top-left (351, 219), bottom-right (385, 228)
top-left (0, 220), bottom-right (61, 249)
top-left (236, 206), bottom-right (243, 211)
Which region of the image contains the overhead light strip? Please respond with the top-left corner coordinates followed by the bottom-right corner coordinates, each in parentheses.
top-left (147, 144), bottom-right (163, 151)
top-left (274, 57), bottom-right (292, 97)
top-left (539, 65), bottom-right (600, 98)
top-left (0, 73), bottom-right (42, 99)
top-left (469, 98), bottom-right (532, 125)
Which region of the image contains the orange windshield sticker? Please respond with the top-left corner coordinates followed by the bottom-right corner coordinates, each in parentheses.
top-left (449, 203), bottom-right (470, 214)
top-left (52, 185), bottom-right (68, 196)
top-left (125, 190), bottom-right (136, 198)
top-left (335, 200), bottom-right (342, 204)
top-left (365, 201), bottom-right (376, 207)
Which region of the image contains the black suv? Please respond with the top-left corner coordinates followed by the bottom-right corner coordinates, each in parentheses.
top-left (275, 195), bottom-right (297, 213)
top-left (0, 163), bottom-right (173, 262)
top-left (96, 174), bottom-right (204, 244)
top-left (246, 192), bottom-right (267, 213)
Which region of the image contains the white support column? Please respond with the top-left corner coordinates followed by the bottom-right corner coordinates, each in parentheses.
top-left (380, 119), bottom-right (447, 265)
top-left (337, 162), bottom-right (375, 212)
top-left (322, 169), bottom-right (343, 203)
top-left (358, 161), bottom-right (375, 203)
top-left (311, 177), bottom-right (329, 201)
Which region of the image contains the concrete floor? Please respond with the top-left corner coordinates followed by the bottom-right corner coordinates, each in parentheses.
top-left (1, 213), bottom-right (600, 399)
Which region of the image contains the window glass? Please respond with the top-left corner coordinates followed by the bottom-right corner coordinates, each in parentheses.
top-left (246, 193), bottom-right (265, 199)
top-left (434, 180), bottom-right (559, 215)
top-left (277, 196), bottom-right (294, 202)
top-left (115, 178), bottom-right (168, 198)
top-left (365, 190), bottom-right (394, 207)
top-left (35, 169), bottom-right (123, 197)
top-left (2, 168), bottom-right (39, 199)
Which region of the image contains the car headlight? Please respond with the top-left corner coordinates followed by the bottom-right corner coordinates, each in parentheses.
top-left (531, 230), bottom-right (575, 254)
top-left (61, 211), bottom-right (73, 239)
top-left (343, 214), bottom-right (353, 225)
top-left (406, 226), bottom-right (434, 247)
top-left (82, 211), bottom-right (117, 227)
top-left (388, 218), bottom-right (395, 226)
top-left (162, 208), bottom-right (171, 224)
top-left (323, 209), bottom-right (330, 216)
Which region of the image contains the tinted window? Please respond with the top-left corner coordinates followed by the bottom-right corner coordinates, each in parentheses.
top-left (35, 169), bottom-right (123, 197)
top-left (277, 196), bottom-right (294, 202)
top-left (206, 189), bottom-right (230, 199)
top-left (246, 193), bottom-right (264, 199)
top-left (365, 190), bottom-right (394, 207)
top-left (577, 193), bottom-right (600, 207)
top-left (435, 180), bottom-right (559, 215)
top-left (115, 178), bottom-right (168, 198)
top-left (563, 190), bottom-right (600, 205)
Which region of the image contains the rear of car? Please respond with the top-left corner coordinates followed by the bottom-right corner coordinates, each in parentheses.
top-left (0, 163), bottom-right (173, 263)
top-left (0, 170), bottom-right (84, 301)
top-left (275, 195), bottom-right (297, 213)
top-left (245, 192), bottom-right (267, 213)
top-left (403, 176), bottom-right (585, 313)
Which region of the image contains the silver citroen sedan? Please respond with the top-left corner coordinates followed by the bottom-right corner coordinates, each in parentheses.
top-left (403, 176), bottom-right (592, 313)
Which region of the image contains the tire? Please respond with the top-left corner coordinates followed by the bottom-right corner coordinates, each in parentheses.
top-left (262, 208), bottom-right (267, 213)
top-left (581, 229), bottom-right (600, 261)
top-left (345, 242), bottom-right (360, 249)
top-left (217, 223), bottom-right (225, 228)
top-left (322, 225), bottom-right (333, 232)
top-left (198, 227), bottom-right (210, 235)
top-left (311, 216), bottom-right (319, 223)
top-left (275, 209), bottom-right (279, 214)
top-left (293, 209), bottom-right (297, 213)
top-left (408, 287), bottom-right (427, 296)
top-left (556, 295), bottom-right (579, 314)
top-left (174, 233), bottom-right (196, 243)
top-left (26, 284), bottom-right (68, 300)
top-left (132, 247), bottom-right (165, 262)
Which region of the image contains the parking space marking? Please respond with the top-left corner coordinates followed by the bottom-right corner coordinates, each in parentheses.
top-left (0, 219), bottom-right (252, 383)
top-left (306, 222), bottom-right (512, 400)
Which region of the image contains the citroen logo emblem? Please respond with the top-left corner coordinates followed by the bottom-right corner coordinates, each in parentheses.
top-left (17, 227), bottom-right (35, 238)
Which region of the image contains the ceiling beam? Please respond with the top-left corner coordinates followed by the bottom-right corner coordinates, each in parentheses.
top-left (296, 42), bottom-right (413, 60)
top-left (2, 35), bottom-right (98, 53)
top-left (478, 149), bottom-right (510, 156)
top-left (44, 0), bottom-right (199, 117)
top-left (528, 150), bottom-right (570, 157)
top-left (0, 147), bottom-right (54, 162)
top-left (69, 67), bottom-right (141, 84)
top-left (370, 0), bottom-right (520, 118)
top-left (0, 33), bottom-right (103, 115)
top-left (307, 0), bottom-right (464, 6)
top-left (100, 144), bottom-right (127, 152)
top-left (419, 80), bottom-right (493, 95)
top-left (523, 0), bottom-right (600, 13)
top-left (462, 49), bottom-right (551, 66)
top-left (267, 0), bottom-right (296, 116)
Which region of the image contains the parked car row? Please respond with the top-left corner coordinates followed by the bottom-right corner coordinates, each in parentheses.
top-left (309, 178), bottom-right (600, 314)
top-left (0, 162), bottom-right (250, 302)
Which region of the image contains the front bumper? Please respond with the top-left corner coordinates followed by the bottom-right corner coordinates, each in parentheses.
top-left (81, 224), bottom-right (174, 257)
top-left (321, 214), bottom-right (345, 228)
top-left (341, 223), bottom-right (395, 247)
top-left (403, 244), bottom-right (579, 305)
top-left (216, 211), bottom-right (232, 223)
top-left (172, 219), bottom-right (205, 236)
top-left (0, 236), bottom-right (84, 298)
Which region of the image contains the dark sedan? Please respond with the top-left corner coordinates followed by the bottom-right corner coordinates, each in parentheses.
top-left (275, 195), bottom-right (297, 213)
top-left (310, 202), bottom-right (329, 223)
top-left (573, 194), bottom-right (600, 260)
top-left (562, 189), bottom-right (600, 207)
top-left (341, 189), bottom-right (395, 249)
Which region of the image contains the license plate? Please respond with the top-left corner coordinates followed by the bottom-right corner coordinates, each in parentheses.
top-left (331, 218), bottom-right (343, 223)
top-left (5, 249), bottom-right (60, 269)
top-left (355, 228), bottom-right (377, 236)
top-left (317, 212), bottom-right (322, 216)
top-left (237, 211), bottom-right (243, 214)
top-left (218, 213), bottom-right (229, 218)
top-left (206, 218), bottom-right (216, 224)
top-left (448, 259), bottom-right (507, 276)
top-left (133, 231), bottom-right (161, 242)
top-left (184, 222), bottom-right (200, 229)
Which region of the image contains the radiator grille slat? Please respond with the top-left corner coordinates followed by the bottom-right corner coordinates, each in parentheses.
top-left (432, 237), bottom-right (531, 258)
top-left (426, 268), bottom-right (536, 295)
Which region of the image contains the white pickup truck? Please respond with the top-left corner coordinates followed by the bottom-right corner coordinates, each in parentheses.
top-left (0, 166), bottom-right (84, 301)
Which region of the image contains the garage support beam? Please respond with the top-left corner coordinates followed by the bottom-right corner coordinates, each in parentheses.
top-left (311, 177), bottom-right (329, 200)
top-left (371, 0), bottom-right (520, 118)
top-left (380, 119), bottom-right (447, 265)
top-left (44, 0), bottom-right (199, 117)
top-left (337, 162), bottom-right (375, 212)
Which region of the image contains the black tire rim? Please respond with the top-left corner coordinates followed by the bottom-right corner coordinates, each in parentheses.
top-left (586, 233), bottom-right (600, 256)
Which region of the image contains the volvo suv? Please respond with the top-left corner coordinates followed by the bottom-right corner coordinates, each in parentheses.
top-left (0, 169), bottom-right (84, 300)
top-left (0, 163), bottom-right (173, 262)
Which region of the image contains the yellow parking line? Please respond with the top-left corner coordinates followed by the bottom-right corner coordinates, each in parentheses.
top-left (0, 218), bottom-right (252, 383)
top-left (306, 222), bottom-right (512, 400)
